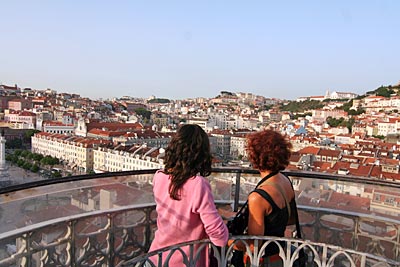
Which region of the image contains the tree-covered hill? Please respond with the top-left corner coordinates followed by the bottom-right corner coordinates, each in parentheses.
top-left (278, 83), bottom-right (399, 113)
top-left (280, 100), bottom-right (324, 113)
top-left (148, 98), bottom-right (170, 103)
top-left (365, 84), bottom-right (400, 98)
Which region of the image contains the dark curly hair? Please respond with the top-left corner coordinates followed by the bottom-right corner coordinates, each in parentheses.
top-left (246, 129), bottom-right (292, 173)
top-left (164, 124), bottom-right (212, 200)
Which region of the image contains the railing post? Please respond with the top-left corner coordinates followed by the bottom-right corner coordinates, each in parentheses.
top-left (233, 170), bottom-right (242, 212)
top-left (109, 213), bottom-right (115, 267)
top-left (70, 220), bottom-right (76, 267)
top-left (145, 207), bottom-right (154, 251)
top-left (24, 233), bottom-right (30, 267)
top-left (396, 222), bottom-right (400, 262)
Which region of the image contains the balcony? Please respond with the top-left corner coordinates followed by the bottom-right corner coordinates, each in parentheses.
top-left (0, 169), bottom-right (399, 266)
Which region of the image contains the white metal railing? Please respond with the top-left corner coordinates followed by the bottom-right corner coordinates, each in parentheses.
top-left (0, 203), bottom-right (157, 267)
top-left (121, 236), bottom-right (400, 267)
top-left (1, 202), bottom-right (399, 266)
top-left (1, 169), bottom-right (400, 266)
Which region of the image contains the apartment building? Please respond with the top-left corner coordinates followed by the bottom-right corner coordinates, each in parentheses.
top-left (230, 134), bottom-right (247, 159)
top-left (4, 110), bottom-right (36, 129)
top-left (327, 91), bottom-right (358, 99)
top-left (0, 84), bottom-right (20, 94)
top-left (8, 98), bottom-right (32, 111)
top-left (377, 118), bottom-right (400, 136)
top-left (31, 132), bottom-right (104, 173)
top-left (207, 113), bottom-right (225, 130)
top-left (312, 109), bottom-right (348, 122)
top-left (370, 188), bottom-right (400, 216)
top-left (210, 129), bottom-right (231, 160)
top-left (74, 119), bottom-right (143, 137)
top-left (186, 118), bottom-right (210, 131)
top-left (316, 148), bottom-right (342, 163)
top-left (113, 129), bottom-right (172, 148)
top-left (151, 112), bottom-right (170, 127)
top-left (32, 132), bottom-right (165, 174)
top-left (42, 121), bottom-right (75, 135)
top-left (93, 144), bottom-right (164, 173)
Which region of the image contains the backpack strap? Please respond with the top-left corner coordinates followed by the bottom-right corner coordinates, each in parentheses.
top-left (252, 188), bottom-right (280, 212)
top-left (281, 173), bottom-right (303, 239)
top-left (254, 181), bottom-right (292, 218)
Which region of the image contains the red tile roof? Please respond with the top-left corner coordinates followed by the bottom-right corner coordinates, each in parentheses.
top-left (86, 122), bottom-right (143, 131)
top-left (298, 146), bottom-right (320, 155)
top-left (318, 149), bottom-right (341, 157)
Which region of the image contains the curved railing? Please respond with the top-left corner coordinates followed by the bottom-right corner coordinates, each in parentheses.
top-left (1, 204), bottom-right (399, 267)
top-left (0, 203), bottom-right (157, 267)
top-left (122, 237), bottom-right (400, 267)
top-left (0, 169), bottom-right (399, 266)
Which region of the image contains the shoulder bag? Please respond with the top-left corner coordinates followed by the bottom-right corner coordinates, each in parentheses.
top-left (272, 176), bottom-right (308, 267)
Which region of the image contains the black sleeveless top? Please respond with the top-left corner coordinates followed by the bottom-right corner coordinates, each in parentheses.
top-left (251, 188), bottom-right (295, 256)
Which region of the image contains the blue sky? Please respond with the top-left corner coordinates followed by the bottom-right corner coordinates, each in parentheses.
top-left (0, 1), bottom-right (399, 100)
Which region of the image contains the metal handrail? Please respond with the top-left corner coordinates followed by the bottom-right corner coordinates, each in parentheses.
top-left (121, 236), bottom-right (400, 267)
top-left (0, 201), bottom-right (399, 266)
top-left (2, 168), bottom-right (400, 195)
top-left (1, 168), bottom-right (400, 266)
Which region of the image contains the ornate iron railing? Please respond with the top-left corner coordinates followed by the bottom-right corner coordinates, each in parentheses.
top-left (1, 202), bottom-right (399, 266)
top-left (122, 237), bottom-right (400, 267)
top-left (0, 203), bottom-right (157, 267)
top-left (0, 169), bottom-right (399, 266)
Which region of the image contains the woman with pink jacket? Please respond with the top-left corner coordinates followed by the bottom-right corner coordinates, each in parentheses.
top-left (148, 124), bottom-right (229, 267)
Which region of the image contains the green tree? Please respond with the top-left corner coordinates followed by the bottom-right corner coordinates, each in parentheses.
top-left (40, 155), bottom-right (59, 166)
top-left (6, 139), bottom-right (23, 149)
top-left (31, 164), bottom-right (40, 173)
top-left (347, 109), bottom-right (365, 116)
top-left (375, 86), bottom-right (394, 97)
top-left (341, 100), bottom-right (353, 112)
top-left (87, 169), bottom-right (96, 175)
top-left (22, 162), bottom-right (32, 170)
top-left (51, 157), bottom-right (60, 165)
top-left (345, 117), bottom-right (356, 131)
top-left (17, 159), bottom-right (25, 167)
top-left (9, 154), bottom-right (19, 163)
top-left (293, 112), bottom-right (312, 119)
top-left (148, 98), bottom-right (171, 103)
top-left (261, 105), bottom-right (273, 111)
top-left (219, 91), bottom-right (234, 96)
top-left (50, 171), bottom-right (62, 178)
top-left (134, 107), bottom-right (151, 119)
top-left (281, 100), bottom-right (324, 113)
top-left (32, 153), bottom-right (43, 161)
top-left (20, 150), bottom-right (31, 158)
top-left (326, 116), bottom-right (355, 131)
top-left (24, 129), bottom-right (40, 142)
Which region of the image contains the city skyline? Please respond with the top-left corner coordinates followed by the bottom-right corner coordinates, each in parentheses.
top-left (1, 1), bottom-right (399, 100)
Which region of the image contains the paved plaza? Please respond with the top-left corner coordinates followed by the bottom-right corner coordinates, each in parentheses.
top-left (0, 163), bottom-right (43, 187)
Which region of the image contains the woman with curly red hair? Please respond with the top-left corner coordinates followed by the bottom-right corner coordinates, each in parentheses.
top-left (231, 129), bottom-right (295, 267)
top-left (246, 129), bottom-right (292, 174)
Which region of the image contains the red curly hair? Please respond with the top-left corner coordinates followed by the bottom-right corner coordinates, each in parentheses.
top-left (246, 129), bottom-right (292, 172)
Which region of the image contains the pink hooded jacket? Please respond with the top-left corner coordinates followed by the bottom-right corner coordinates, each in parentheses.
top-left (148, 171), bottom-right (229, 266)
